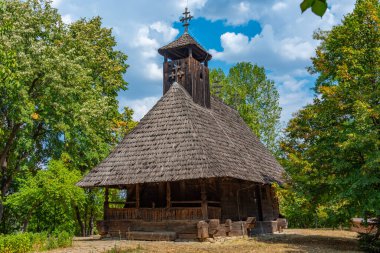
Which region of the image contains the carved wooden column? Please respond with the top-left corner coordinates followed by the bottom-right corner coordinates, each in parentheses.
top-left (166, 182), bottom-right (171, 208)
top-left (200, 180), bottom-right (208, 220)
top-left (104, 187), bottom-right (109, 220)
top-left (136, 183), bottom-right (140, 209)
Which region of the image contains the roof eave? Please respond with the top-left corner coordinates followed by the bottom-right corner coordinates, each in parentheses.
top-left (158, 45), bottom-right (212, 62)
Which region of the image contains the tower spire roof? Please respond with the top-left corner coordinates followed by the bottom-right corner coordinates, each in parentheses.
top-left (158, 8), bottom-right (211, 62)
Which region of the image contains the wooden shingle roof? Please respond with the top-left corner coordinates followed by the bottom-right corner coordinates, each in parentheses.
top-left (77, 83), bottom-right (284, 187)
top-left (158, 32), bottom-right (212, 61)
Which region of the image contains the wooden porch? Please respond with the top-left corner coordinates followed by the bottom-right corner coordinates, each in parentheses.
top-left (98, 179), bottom-right (280, 239)
top-left (106, 206), bottom-right (221, 221)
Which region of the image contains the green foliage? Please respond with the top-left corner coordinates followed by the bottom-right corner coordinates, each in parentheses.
top-left (300, 0), bottom-right (328, 17)
top-left (0, 231), bottom-right (72, 253)
top-left (281, 0), bottom-right (380, 239)
top-left (358, 232), bottom-right (380, 253)
top-left (6, 160), bottom-right (85, 234)
top-left (0, 0), bottom-right (135, 234)
top-left (210, 62), bottom-right (281, 154)
top-left (274, 183), bottom-right (318, 228)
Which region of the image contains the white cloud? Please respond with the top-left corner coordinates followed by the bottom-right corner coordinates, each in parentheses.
top-left (272, 2), bottom-right (287, 11)
top-left (51, 0), bottom-right (63, 8)
top-left (196, 0), bottom-right (262, 25)
top-left (129, 21), bottom-right (178, 83)
top-left (280, 37), bottom-right (314, 61)
top-left (132, 26), bottom-right (160, 58)
top-left (120, 96), bottom-right (160, 121)
top-left (272, 74), bottom-right (314, 122)
top-left (218, 32), bottom-right (250, 54)
top-left (150, 22), bottom-right (179, 42)
top-left (237, 2), bottom-right (250, 12)
top-left (207, 0), bottom-right (355, 122)
top-left (145, 63), bottom-right (162, 81)
top-left (178, 0), bottom-right (207, 10)
top-left (131, 22), bottom-right (179, 55)
top-left (52, 0), bottom-right (356, 124)
top-left (208, 0), bottom-right (351, 71)
top-left (210, 25), bottom-right (316, 73)
top-left (61, 14), bottom-right (73, 24)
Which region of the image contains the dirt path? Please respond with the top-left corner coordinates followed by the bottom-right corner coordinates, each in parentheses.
top-left (47, 229), bottom-right (360, 253)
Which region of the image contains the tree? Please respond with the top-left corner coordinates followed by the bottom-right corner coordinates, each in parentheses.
top-left (6, 160), bottom-right (85, 234)
top-left (210, 63), bottom-right (281, 154)
top-left (281, 0), bottom-right (380, 244)
top-left (0, 0), bottom-right (131, 231)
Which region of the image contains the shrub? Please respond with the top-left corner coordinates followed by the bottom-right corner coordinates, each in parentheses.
top-left (0, 231), bottom-right (73, 253)
top-left (358, 233), bottom-right (380, 253)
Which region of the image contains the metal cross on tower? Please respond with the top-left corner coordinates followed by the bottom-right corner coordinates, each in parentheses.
top-left (180, 7), bottom-right (193, 32)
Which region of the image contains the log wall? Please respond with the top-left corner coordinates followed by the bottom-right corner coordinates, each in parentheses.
top-left (100, 179), bottom-right (280, 238)
top-left (260, 184), bottom-right (280, 221)
top-left (219, 179), bottom-right (279, 222)
top-left (106, 207), bottom-right (221, 222)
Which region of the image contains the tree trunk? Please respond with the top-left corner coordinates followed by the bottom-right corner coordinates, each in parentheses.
top-left (0, 174), bottom-right (12, 223)
top-left (0, 124), bottom-right (21, 168)
top-left (89, 209), bottom-right (94, 236)
top-left (84, 204), bottom-right (88, 236)
top-left (21, 212), bottom-right (32, 232)
top-left (0, 123), bottom-right (22, 223)
top-left (21, 219), bottom-right (29, 233)
top-left (21, 202), bottom-right (41, 233)
top-left (0, 200), bottom-right (3, 224)
top-left (74, 205), bottom-right (85, 237)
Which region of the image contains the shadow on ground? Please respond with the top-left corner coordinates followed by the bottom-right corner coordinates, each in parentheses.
top-left (255, 232), bottom-right (359, 252)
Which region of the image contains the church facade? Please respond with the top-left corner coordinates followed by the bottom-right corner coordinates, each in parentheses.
top-left (77, 8), bottom-right (284, 240)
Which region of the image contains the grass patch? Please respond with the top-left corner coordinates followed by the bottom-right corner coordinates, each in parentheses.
top-left (103, 244), bottom-right (143, 253)
top-left (0, 231), bottom-right (72, 253)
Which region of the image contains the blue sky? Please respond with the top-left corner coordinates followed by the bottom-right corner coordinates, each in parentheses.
top-left (52, 0), bottom-right (356, 125)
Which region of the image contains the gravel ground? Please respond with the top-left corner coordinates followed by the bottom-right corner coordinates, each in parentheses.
top-left (46, 229), bottom-right (360, 253)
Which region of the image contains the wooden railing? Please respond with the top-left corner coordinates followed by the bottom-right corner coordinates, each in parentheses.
top-left (106, 207), bottom-right (221, 222)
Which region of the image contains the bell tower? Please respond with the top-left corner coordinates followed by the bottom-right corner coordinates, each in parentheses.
top-left (158, 8), bottom-right (212, 108)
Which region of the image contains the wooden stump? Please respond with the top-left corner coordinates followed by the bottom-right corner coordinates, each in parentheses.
top-left (208, 219), bottom-right (220, 238)
top-left (197, 221), bottom-right (209, 240)
top-left (277, 218), bottom-right (288, 233)
top-left (225, 219), bottom-right (232, 236)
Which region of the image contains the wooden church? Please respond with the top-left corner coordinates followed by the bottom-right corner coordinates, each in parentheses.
top-left (77, 8), bottom-right (284, 241)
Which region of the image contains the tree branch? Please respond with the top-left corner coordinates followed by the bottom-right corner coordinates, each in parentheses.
top-left (0, 123), bottom-right (22, 170)
top-left (28, 74), bottom-right (43, 95)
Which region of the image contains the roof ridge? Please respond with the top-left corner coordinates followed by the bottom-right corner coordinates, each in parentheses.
top-left (210, 95), bottom-right (240, 115)
top-left (204, 102), bottom-right (265, 182)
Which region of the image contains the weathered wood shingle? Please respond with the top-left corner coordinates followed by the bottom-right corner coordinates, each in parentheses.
top-left (158, 32), bottom-right (211, 62)
top-left (77, 83), bottom-right (284, 187)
